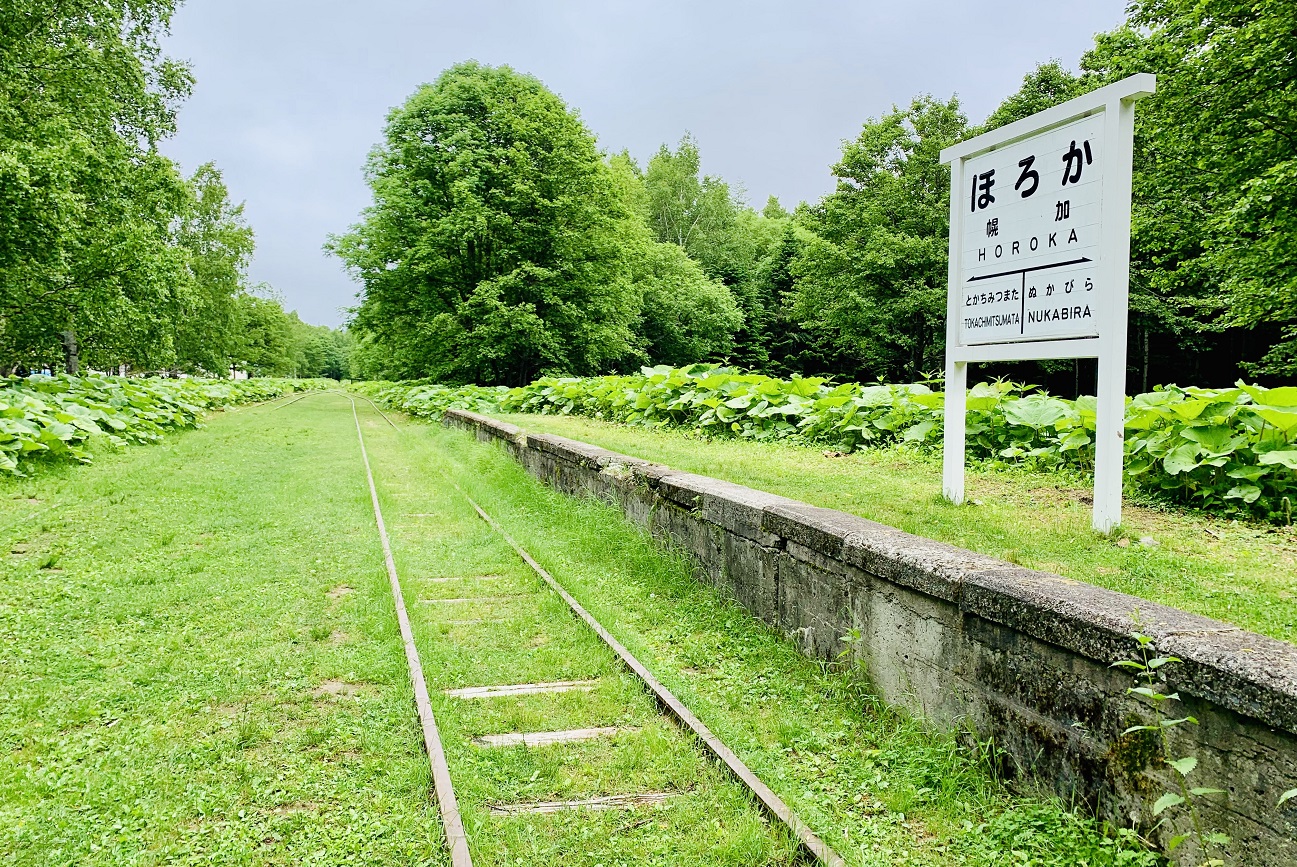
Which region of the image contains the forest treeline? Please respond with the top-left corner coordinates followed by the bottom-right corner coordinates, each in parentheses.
top-left (0, 1), bottom-right (349, 378)
top-left (4, 2), bottom-right (1290, 388)
top-left (337, 0), bottom-right (1294, 393)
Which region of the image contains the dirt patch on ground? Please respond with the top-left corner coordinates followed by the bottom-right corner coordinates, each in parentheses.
top-left (328, 630), bottom-right (349, 645)
top-left (321, 748), bottom-right (363, 765)
top-left (312, 680), bottom-right (367, 699)
top-left (326, 585), bottom-right (354, 599)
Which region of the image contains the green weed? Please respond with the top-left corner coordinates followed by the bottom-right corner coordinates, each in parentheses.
top-left (0, 373), bottom-right (328, 476)
top-left (0, 393), bottom-right (442, 865)
top-left (396, 419), bottom-right (1165, 866)
top-left (357, 366), bottom-right (1297, 522)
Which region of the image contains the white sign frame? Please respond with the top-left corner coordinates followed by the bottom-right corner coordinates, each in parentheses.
top-left (939, 73), bottom-right (1155, 533)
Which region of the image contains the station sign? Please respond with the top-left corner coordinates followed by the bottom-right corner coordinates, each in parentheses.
top-left (958, 112), bottom-right (1103, 346)
top-left (939, 74), bottom-right (1155, 533)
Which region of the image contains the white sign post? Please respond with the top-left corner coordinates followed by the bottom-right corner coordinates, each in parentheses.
top-left (940, 73), bottom-right (1155, 534)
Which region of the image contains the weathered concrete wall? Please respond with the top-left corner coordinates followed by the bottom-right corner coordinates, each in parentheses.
top-left (443, 409), bottom-right (1297, 866)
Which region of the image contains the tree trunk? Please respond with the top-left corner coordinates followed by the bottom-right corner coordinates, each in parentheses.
top-left (61, 329), bottom-right (79, 375)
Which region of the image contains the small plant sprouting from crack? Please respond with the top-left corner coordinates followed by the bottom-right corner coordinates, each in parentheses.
top-left (1111, 625), bottom-right (1229, 866)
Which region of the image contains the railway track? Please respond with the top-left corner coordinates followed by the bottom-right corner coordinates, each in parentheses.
top-left (347, 394), bottom-right (847, 866)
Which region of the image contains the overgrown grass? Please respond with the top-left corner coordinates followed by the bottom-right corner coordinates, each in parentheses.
top-left (493, 412), bottom-right (1297, 646)
top-left (356, 407), bottom-right (806, 865)
top-left (0, 396), bottom-right (1170, 865)
top-left (0, 394), bottom-right (441, 865)
top-left (370, 415), bottom-right (1162, 866)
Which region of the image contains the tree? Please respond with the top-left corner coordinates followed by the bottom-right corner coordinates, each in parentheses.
top-left (983, 6), bottom-right (1297, 388)
top-left (752, 221), bottom-right (827, 377)
top-left (605, 152), bottom-right (743, 365)
top-left (173, 163), bottom-right (256, 374)
top-left (638, 137), bottom-right (797, 370)
top-left (979, 61), bottom-right (1088, 133)
top-left (723, 204), bottom-right (796, 371)
top-left (629, 236), bottom-right (741, 366)
top-left (642, 134), bottom-right (738, 261)
top-left (330, 62), bottom-right (641, 385)
top-left (232, 293), bottom-right (295, 377)
top-left (791, 96), bottom-right (968, 382)
top-left (0, 0), bottom-right (195, 372)
top-left (1084, 0), bottom-right (1297, 378)
top-left (290, 317), bottom-right (354, 380)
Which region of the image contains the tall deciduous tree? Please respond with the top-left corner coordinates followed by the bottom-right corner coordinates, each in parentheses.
top-left (637, 137), bottom-right (795, 370)
top-left (605, 151), bottom-right (742, 365)
top-left (642, 134), bottom-right (738, 262)
top-left (0, 0), bottom-right (194, 371)
top-left (792, 96), bottom-right (968, 382)
top-left (232, 292), bottom-right (295, 377)
top-left (1084, 0), bottom-right (1297, 378)
top-left (330, 62), bottom-right (640, 385)
top-left (173, 163), bottom-right (256, 374)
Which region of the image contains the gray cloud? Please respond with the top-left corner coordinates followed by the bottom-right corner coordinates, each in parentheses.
top-left (160, 0), bottom-right (1128, 327)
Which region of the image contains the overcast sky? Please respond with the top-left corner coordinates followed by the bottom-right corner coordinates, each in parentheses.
top-left (159, 0), bottom-right (1130, 328)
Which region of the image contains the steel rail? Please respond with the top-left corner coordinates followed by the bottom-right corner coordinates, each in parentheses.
top-left (455, 483), bottom-right (848, 867)
top-left (243, 390), bottom-right (307, 411)
top-left (345, 391), bottom-right (845, 864)
top-left (346, 392), bottom-right (400, 430)
top-left (349, 398), bottom-right (473, 867)
top-left (268, 391), bottom-right (319, 411)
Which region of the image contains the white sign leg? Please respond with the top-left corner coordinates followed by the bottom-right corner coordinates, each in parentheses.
top-left (942, 360), bottom-right (967, 505)
top-left (1090, 94), bottom-right (1138, 534)
top-left (1092, 355), bottom-right (1124, 533)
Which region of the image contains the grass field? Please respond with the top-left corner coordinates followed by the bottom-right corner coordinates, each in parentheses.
top-left (494, 413), bottom-right (1297, 645)
top-left (2, 395), bottom-right (1158, 865)
top-left (0, 395), bottom-right (441, 865)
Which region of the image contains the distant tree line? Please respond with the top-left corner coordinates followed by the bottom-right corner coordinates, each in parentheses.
top-left (0, 1), bottom-right (349, 378)
top-left (338, 0), bottom-right (1294, 392)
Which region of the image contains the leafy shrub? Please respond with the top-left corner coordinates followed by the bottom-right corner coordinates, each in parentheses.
top-left (365, 365), bottom-right (1297, 522)
top-left (954, 802), bottom-right (1163, 867)
top-left (352, 380), bottom-right (509, 418)
top-left (0, 375), bottom-right (325, 474)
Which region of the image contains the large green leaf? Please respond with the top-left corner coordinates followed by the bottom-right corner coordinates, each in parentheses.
top-left (1169, 399), bottom-right (1213, 420)
top-left (1239, 382), bottom-right (1297, 407)
top-left (1258, 450), bottom-right (1297, 470)
top-left (1252, 408), bottom-right (1297, 433)
top-left (901, 420), bottom-right (936, 442)
top-left (1179, 425), bottom-right (1242, 454)
top-left (1004, 395), bottom-right (1071, 429)
top-left (1224, 485), bottom-right (1262, 503)
top-left (1163, 443), bottom-right (1202, 475)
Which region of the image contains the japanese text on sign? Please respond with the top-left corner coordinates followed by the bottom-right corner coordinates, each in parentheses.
top-left (957, 112), bottom-right (1104, 346)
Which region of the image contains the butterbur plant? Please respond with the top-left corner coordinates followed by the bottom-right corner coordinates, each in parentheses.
top-left (1111, 629), bottom-right (1229, 866)
top-left (363, 367), bottom-right (1297, 523)
top-left (0, 374), bottom-right (326, 475)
